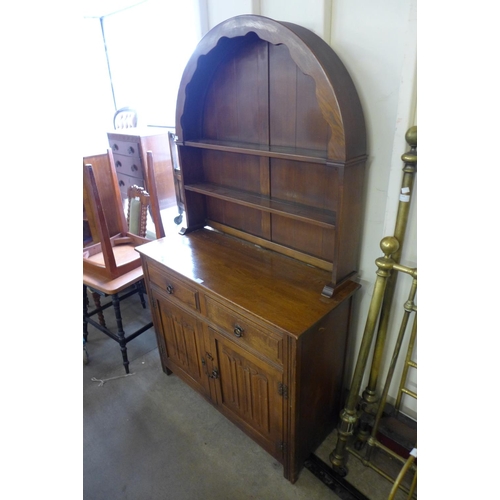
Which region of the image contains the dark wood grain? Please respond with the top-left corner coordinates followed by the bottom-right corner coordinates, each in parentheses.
top-left (174, 15), bottom-right (366, 287)
top-left (142, 14), bottom-right (368, 484)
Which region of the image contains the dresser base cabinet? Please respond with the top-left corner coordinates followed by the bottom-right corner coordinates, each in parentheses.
top-left (138, 229), bottom-right (359, 483)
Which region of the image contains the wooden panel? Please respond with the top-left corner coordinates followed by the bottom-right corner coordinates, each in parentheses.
top-left (83, 152), bottom-right (123, 242)
top-left (203, 150), bottom-right (264, 194)
top-left (155, 293), bottom-right (208, 395)
top-left (334, 161), bottom-right (367, 282)
top-left (271, 215), bottom-right (335, 262)
top-left (212, 329), bottom-right (283, 459)
top-left (203, 33), bottom-right (269, 145)
top-left (206, 198), bottom-right (269, 239)
top-left (293, 299), bottom-right (352, 474)
top-left (270, 158), bottom-right (339, 213)
top-left (140, 132), bottom-right (176, 210)
top-left (269, 43), bottom-right (329, 153)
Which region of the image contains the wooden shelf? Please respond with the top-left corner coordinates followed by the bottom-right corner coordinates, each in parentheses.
top-left (185, 182), bottom-right (337, 229)
top-left (183, 139), bottom-right (329, 164)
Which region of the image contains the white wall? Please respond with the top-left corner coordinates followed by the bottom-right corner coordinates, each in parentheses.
top-left (201, 0), bottom-right (418, 417)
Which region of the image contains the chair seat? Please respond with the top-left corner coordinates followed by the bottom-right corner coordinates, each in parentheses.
top-left (84, 243), bottom-right (141, 268)
top-left (83, 265), bottom-right (144, 295)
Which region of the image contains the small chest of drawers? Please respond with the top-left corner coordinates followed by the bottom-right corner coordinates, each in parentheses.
top-left (107, 127), bottom-right (176, 210)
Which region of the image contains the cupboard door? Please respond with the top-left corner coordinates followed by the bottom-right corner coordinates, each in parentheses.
top-left (152, 291), bottom-right (209, 396)
top-left (210, 328), bottom-right (284, 460)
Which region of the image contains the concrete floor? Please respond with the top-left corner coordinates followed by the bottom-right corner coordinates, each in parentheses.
top-left (83, 210), bottom-right (413, 500)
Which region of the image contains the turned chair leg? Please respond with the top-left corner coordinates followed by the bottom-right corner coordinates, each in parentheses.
top-left (112, 293), bottom-right (130, 374)
top-left (92, 292), bottom-right (107, 327)
top-left (83, 285), bottom-right (89, 342)
top-left (136, 280), bottom-right (147, 308)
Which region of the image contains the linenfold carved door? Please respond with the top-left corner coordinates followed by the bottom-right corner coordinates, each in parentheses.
top-left (208, 328), bottom-right (284, 460)
top-left (152, 291), bottom-right (209, 397)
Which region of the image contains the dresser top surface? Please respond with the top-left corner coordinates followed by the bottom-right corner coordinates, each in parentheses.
top-left (137, 228), bottom-right (359, 336)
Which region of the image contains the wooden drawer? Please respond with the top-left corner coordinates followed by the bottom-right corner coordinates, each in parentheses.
top-left (114, 154), bottom-right (143, 179)
top-left (205, 296), bottom-right (283, 366)
top-left (117, 173), bottom-right (145, 198)
top-left (109, 139), bottom-right (140, 158)
top-left (148, 262), bottom-right (199, 312)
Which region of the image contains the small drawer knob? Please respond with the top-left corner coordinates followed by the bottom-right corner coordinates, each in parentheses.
top-left (112, 143), bottom-right (119, 151)
top-left (166, 284), bottom-right (174, 294)
top-left (131, 164), bottom-right (138, 172)
top-left (116, 161), bottom-right (122, 168)
top-left (128, 146), bottom-right (135, 154)
top-left (233, 326), bottom-right (244, 338)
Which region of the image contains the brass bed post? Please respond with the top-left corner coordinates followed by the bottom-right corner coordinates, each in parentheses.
top-left (364, 266), bottom-right (417, 463)
top-left (329, 236), bottom-right (399, 474)
top-left (331, 251), bottom-right (418, 495)
top-left (358, 126), bottom-right (417, 433)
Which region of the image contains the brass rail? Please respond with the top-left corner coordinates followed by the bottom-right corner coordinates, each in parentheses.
top-left (330, 237), bottom-right (417, 497)
top-left (329, 125), bottom-right (418, 499)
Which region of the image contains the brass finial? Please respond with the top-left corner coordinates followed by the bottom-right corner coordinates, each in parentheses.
top-left (375, 236), bottom-right (399, 275)
top-left (380, 236), bottom-right (399, 257)
top-left (402, 126), bottom-right (417, 165)
top-left (405, 126), bottom-right (417, 148)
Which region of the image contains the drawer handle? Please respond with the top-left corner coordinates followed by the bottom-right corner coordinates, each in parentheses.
top-left (233, 325), bottom-right (244, 338)
top-left (209, 367), bottom-right (219, 379)
top-left (131, 164), bottom-right (139, 172)
top-left (166, 284), bottom-right (174, 294)
top-left (112, 143), bottom-right (119, 151)
top-left (119, 180), bottom-right (125, 187)
top-left (116, 161), bottom-right (122, 168)
top-left (128, 146), bottom-right (135, 154)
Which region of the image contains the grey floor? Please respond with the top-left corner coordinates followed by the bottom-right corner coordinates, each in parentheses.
top-left (83, 211), bottom-right (413, 500)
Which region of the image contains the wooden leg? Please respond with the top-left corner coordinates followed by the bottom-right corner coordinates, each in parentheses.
top-left (83, 285), bottom-right (89, 342)
top-left (112, 294), bottom-right (130, 374)
top-left (92, 291), bottom-right (107, 327)
top-left (136, 281), bottom-right (146, 309)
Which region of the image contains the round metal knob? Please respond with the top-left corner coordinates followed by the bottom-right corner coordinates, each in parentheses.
top-left (128, 146), bottom-right (135, 154)
top-left (166, 284), bottom-right (174, 294)
top-left (116, 161), bottom-right (122, 168)
top-left (233, 326), bottom-right (244, 337)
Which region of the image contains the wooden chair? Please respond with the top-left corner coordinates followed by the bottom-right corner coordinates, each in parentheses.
top-left (113, 106), bottom-right (137, 129)
top-left (83, 150), bottom-right (157, 374)
top-left (126, 184), bottom-right (151, 238)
